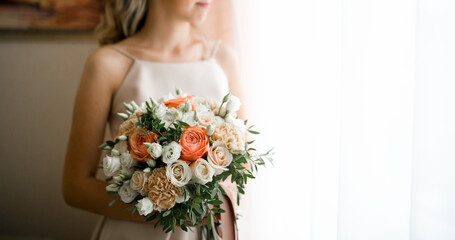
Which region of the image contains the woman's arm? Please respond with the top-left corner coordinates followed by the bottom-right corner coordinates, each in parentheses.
top-left (215, 43), bottom-right (248, 120)
top-left (62, 47), bottom-right (146, 222)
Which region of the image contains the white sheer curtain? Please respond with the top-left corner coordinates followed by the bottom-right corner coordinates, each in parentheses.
top-left (233, 0), bottom-right (455, 239)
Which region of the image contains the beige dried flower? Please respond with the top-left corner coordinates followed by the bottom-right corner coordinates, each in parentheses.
top-left (145, 167), bottom-right (181, 210)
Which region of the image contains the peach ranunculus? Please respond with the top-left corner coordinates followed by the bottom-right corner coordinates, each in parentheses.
top-left (128, 128), bottom-right (159, 162)
top-left (179, 126), bottom-right (209, 163)
top-left (130, 171), bottom-right (149, 196)
top-left (163, 95), bottom-right (194, 110)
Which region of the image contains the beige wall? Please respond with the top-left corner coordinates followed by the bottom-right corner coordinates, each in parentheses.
top-left (0, 32), bottom-right (100, 240)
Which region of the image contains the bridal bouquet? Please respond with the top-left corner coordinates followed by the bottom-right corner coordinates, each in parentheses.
top-left (98, 89), bottom-right (273, 236)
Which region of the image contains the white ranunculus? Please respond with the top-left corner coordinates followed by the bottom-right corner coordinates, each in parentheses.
top-left (207, 141), bottom-right (233, 175)
top-left (153, 103), bottom-right (167, 120)
top-left (181, 112), bottom-right (197, 126)
top-left (146, 142), bottom-right (163, 159)
top-left (166, 160), bottom-right (192, 187)
top-left (190, 158), bottom-right (215, 185)
top-left (120, 152), bottom-right (136, 168)
top-left (226, 95), bottom-right (242, 113)
top-left (162, 108), bottom-right (183, 128)
top-left (118, 183), bottom-right (138, 203)
top-left (103, 155), bottom-right (121, 177)
top-left (162, 142), bottom-right (181, 164)
top-left (113, 141), bottom-right (128, 154)
top-left (136, 197), bottom-right (154, 216)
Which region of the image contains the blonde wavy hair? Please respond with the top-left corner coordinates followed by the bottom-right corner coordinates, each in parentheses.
top-left (94, 0), bottom-right (149, 46)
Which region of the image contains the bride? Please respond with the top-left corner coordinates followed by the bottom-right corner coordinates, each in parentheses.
top-left (62, 0), bottom-right (245, 239)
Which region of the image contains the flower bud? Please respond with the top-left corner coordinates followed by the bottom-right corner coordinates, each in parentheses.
top-left (143, 167), bottom-right (151, 173)
top-left (123, 102), bottom-right (134, 112)
top-left (117, 112), bottom-right (129, 120)
top-left (113, 175), bottom-right (124, 182)
top-left (146, 158), bottom-right (157, 168)
top-left (149, 98), bottom-right (158, 107)
top-left (182, 99), bottom-right (191, 112)
top-left (222, 93), bottom-right (231, 104)
top-left (118, 135), bottom-right (127, 141)
top-left (106, 183), bottom-right (120, 192)
top-left (111, 149), bottom-right (120, 156)
top-left (193, 110), bottom-right (199, 121)
top-left (206, 124), bottom-right (215, 136)
top-left (130, 101), bottom-right (140, 111)
top-left (176, 88), bottom-right (183, 95)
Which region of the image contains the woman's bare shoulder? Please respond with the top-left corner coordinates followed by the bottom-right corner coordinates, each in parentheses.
top-left (81, 45), bottom-right (133, 91)
top-left (214, 42), bottom-right (239, 69)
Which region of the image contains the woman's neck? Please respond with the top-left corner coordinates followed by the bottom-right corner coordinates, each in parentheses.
top-left (133, 5), bottom-right (195, 54)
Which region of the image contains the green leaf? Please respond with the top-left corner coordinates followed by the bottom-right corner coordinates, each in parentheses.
top-left (207, 212), bottom-right (213, 230)
top-left (107, 198), bottom-right (117, 207)
top-left (248, 130), bottom-right (260, 134)
top-left (163, 210), bottom-right (171, 217)
top-left (211, 208), bottom-right (226, 213)
top-left (208, 200), bottom-right (223, 205)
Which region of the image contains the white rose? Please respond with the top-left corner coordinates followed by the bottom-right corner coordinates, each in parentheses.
top-left (153, 103), bottom-right (167, 120)
top-left (190, 158), bottom-right (215, 185)
top-left (146, 142), bottom-right (162, 159)
top-left (207, 141), bottom-right (233, 175)
top-left (103, 155), bottom-right (121, 177)
top-left (113, 141), bottom-right (128, 154)
top-left (226, 95), bottom-right (242, 113)
top-left (163, 108), bottom-right (182, 128)
top-left (120, 152), bottom-right (136, 168)
top-left (118, 183), bottom-right (138, 203)
top-left (166, 160), bottom-right (192, 187)
top-left (162, 141), bottom-right (181, 164)
top-left (136, 197), bottom-right (154, 216)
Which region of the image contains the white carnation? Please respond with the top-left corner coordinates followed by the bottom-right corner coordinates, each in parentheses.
top-left (103, 155), bottom-right (121, 177)
top-left (162, 142), bottom-right (181, 164)
top-left (225, 115), bottom-right (246, 132)
top-left (118, 183), bottom-right (138, 203)
top-left (146, 142), bottom-right (163, 159)
top-left (136, 197), bottom-right (154, 216)
top-left (190, 158), bottom-right (215, 185)
top-left (166, 160), bottom-right (192, 187)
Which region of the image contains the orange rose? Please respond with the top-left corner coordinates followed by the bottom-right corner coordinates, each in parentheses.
top-left (163, 96), bottom-right (194, 110)
top-left (128, 128), bottom-right (159, 162)
top-left (179, 126), bottom-right (209, 163)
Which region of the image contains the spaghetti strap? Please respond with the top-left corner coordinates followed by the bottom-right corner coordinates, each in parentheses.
top-left (209, 40), bottom-right (222, 59)
top-left (107, 45), bottom-right (137, 60)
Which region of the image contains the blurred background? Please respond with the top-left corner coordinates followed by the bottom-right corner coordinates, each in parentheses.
top-left (1, 0), bottom-right (454, 239)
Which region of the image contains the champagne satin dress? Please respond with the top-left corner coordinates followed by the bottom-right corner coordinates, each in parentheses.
top-left (90, 40), bottom-right (238, 240)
